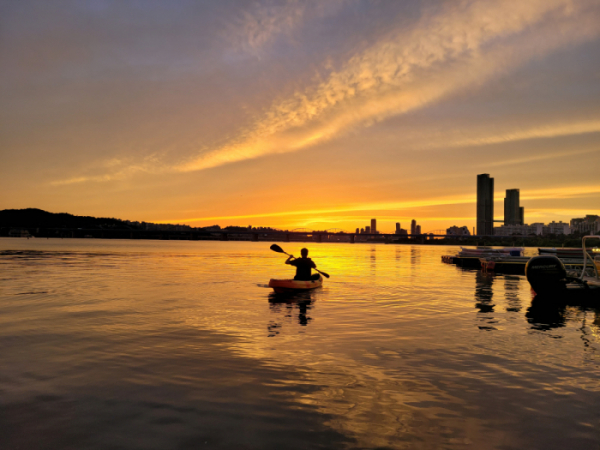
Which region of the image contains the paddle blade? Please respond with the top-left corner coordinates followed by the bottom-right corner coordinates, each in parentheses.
top-left (319, 271), bottom-right (330, 279)
top-left (270, 244), bottom-right (285, 254)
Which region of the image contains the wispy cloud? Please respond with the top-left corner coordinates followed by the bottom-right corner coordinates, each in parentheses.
top-left (161, 182), bottom-right (600, 224)
top-left (228, 0), bottom-right (307, 54)
top-left (49, 0), bottom-right (600, 186)
top-left (449, 119), bottom-right (600, 150)
top-left (225, 0), bottom-right (347, 55)
top-left (160, 194), bottom-right (476, 223)
top-left (521, 184), bottom-right (600, 200)
top-left (50, 155), bottom-right (165, 186)
top-left (484, 147), bottom-right (598, 168)
top-left (179, 0), bottom-right (600, 173)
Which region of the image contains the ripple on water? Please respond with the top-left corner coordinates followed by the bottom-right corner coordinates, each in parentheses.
top-left (0, 238), bottom-right (599, 449)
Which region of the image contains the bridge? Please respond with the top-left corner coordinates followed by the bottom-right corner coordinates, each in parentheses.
top-left (10, 226), bottom-right (509, 243)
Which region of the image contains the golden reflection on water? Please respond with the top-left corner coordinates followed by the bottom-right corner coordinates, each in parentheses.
top-left (1, 239), bottom-right (600, 449)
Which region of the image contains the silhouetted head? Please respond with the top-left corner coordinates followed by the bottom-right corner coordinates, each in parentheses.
top-left (300, 248), bottom-right (309, 257)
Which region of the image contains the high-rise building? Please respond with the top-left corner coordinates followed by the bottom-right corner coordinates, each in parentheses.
top-left (416, 225), bottom-right (421, 235)
top-left (395, 224), bottom-right (407, 235)
top-left (371, 219), bottom-right (377, 234)
top-left (519, 207), bottom-right (524, 225)
top-left (504, 189), bottom-right (521, 225)
top-left (411, 219), bottom-right (416, 235)
top-left (365, 226), bottom-right (371, 233)
top-left (356, 228), bottom-right (360, 234)
top-left (477, 174), bottom-right (494, 235)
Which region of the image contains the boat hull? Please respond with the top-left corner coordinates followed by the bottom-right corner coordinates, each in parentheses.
top-left (268, 275), bottom-right (323, 294)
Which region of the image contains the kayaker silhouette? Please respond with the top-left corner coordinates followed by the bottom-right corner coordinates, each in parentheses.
top-left (286, 248), bottom-right (320, 281)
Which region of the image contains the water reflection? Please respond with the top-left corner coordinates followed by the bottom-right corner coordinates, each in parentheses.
top-left (504, 275), bottom-right (522, 313)
top-left (410, 245), bottom-right (420, 266)
top-left (525, 297), bottom-right (567, 331)
top-left (370, 245), bottom-right (376, 274)
top-left (267, 291), bottom-right (315, 336)
top-left (474, 271), bottom-right (496, 330)
top-left (3, 239), bottom-right (600, 450)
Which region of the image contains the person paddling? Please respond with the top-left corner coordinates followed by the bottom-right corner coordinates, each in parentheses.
top-left (286, 248), bottom-right (320, 281)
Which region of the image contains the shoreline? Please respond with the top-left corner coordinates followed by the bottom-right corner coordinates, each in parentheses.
top-left (0, 234), bottom-right (591, 248)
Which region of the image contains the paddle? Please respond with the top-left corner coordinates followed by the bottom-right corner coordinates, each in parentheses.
top-left (270, 244), bottom-right (330, 278)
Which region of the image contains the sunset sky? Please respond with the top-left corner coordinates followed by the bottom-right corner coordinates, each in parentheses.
top-left (2, 0), bottom-right (599, 232)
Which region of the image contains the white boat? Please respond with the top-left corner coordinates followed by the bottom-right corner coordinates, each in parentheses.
top-left (458, 247), bottom-right (523, 257)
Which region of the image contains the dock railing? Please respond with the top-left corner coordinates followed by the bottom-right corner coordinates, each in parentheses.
top-left (581, 235), bottom-right (600, 279)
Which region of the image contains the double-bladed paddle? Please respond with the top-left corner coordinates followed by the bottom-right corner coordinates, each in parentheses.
top-left (270, 244), bottom-right (330, 278)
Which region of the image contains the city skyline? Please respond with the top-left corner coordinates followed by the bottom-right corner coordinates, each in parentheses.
top-left (2, 1), bottom-right (600, 231)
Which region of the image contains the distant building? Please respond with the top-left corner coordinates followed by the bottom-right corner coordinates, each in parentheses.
top-left (546, 221), bottom-right (571, 235)
top-left (494, 221), bottom-right (571, 236)
top-left (365, 226), bottom-right (371, 233)
top-left (570, 215), bottom-right (600, 235)
top-left (446, 225), bottom-right (470, 236)
top-left (411, 219), bottom-right (416, 235)
top-left (477, 174), bottom-right (494, 235)
top-left (416, 225), bottom-right (421, 235)
top-left (356, 228), bottom-right (360, 234)
top-left (494, 224), bottom-right (533, 236)
top-left (395, 223), bottom-right (407, 235)
top-left (504, 189), bottom-right (523, 225)
top-left (371, 219), bottom-right (377, 234)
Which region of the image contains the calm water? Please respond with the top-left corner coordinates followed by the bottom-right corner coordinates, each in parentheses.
top-left (1, 238), bottom-right (599, 450)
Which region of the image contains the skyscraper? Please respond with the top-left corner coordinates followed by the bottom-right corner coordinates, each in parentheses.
top-left (476, 174), bottom-right (494, 235)
top-left (371, 219), bottom-right (377, 234)
top-left (519, 206), bottom-right (524, 225)
top-left (504, 189), bottom-right (521, 225)
top-left (411, 219), bottom-right (416, 235)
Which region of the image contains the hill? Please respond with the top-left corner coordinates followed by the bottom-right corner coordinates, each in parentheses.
top-left (0, 208), bottom-right (132, 229)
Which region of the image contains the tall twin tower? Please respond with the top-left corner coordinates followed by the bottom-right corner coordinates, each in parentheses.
top-left (476, 174), bottom-right (524, 235)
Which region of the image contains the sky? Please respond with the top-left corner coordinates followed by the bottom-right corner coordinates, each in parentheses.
top-left (1, 0), bottom-right (599, 233)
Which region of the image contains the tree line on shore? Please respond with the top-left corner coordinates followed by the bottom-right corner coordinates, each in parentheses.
top-left (0, 208), bottom-right (592, 247)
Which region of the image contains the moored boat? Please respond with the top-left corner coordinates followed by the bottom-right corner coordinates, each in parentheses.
top-left (480, 255), bottom-right (531, 274)
top-left (268, 275), bottom-right (323, 294)
top-left (442, 247), bottom-right (523, 268)
top-left (458, 246), bottom-right (523, 256)
top-left (526, 236), bottom-right (600, 301)
top-left (538, 247), bottom-right (599, 259)
top-left (480, 255), bottom-right (600, 275)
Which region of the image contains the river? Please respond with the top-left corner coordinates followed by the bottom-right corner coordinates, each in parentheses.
top-left (1, 238), bottom-right (598, 449)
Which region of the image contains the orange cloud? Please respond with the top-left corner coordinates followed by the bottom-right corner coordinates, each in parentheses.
top-left (178, 0), bottom-right (600, 173)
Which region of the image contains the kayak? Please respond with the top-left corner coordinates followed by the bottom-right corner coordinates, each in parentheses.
top-left (268, 275), bottom-right (323, 294)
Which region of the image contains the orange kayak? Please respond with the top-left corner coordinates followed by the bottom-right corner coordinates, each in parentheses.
top-left (268, 275), bottom-right (323, 294)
